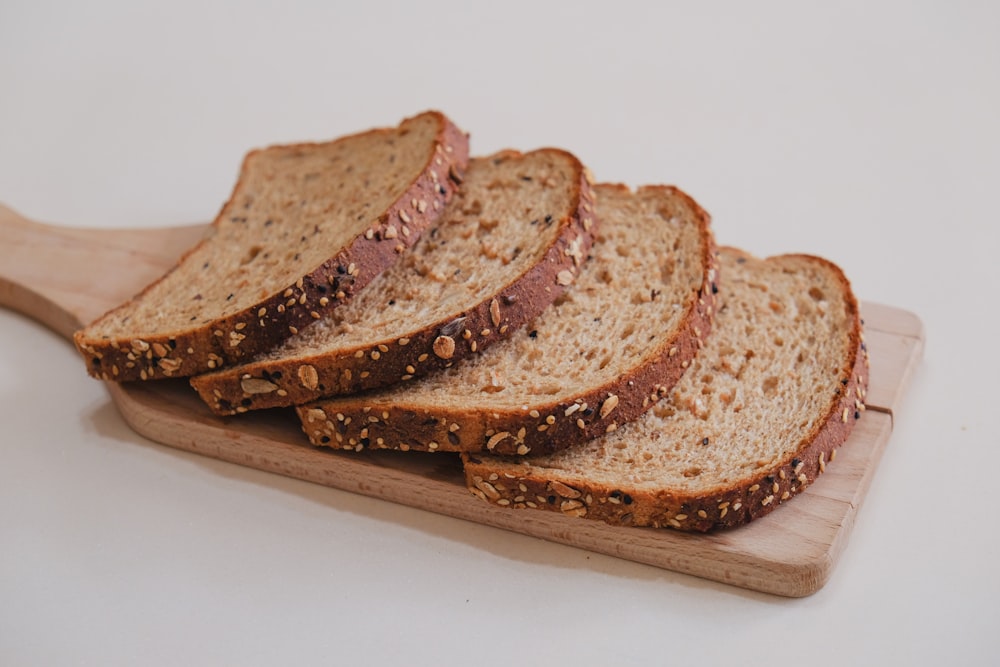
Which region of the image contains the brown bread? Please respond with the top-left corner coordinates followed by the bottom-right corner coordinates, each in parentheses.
top-left (297, 184), bottom-right (717, 455)
top-left (190, 149), bottom-right (596, 414)
top-left (74, 111), bottom-right (468, 381)
top-left (462, 248), bottom-right (869, 532)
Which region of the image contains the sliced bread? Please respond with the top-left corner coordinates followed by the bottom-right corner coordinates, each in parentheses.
top-left (462, 248), bottom-right (870, 532)
top-left (74, 111), bottom-right (468, 381)
top-left (297, 184), bottom-right (717, 455)
top-left (190, 149), bottom-right (596, 414)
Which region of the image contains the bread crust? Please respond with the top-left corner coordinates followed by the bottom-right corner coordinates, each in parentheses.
top-left (461, 251), bottom-right (870, 532)
top-left (296, 184), bottom-right (718, 456)
top-left (74, 111), bottom-right (469, 382)
top-left (191, 149), bottom-right (597, 415)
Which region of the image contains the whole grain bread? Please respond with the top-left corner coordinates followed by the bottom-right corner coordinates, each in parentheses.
top-left (190, 149), bottom-right (595, 414)
top-left (297, 184), bottom-right (717, 455)
top-left (74, 111), bottom-right (468, 381)
top-left (462, 248), bottom-right (870, 532)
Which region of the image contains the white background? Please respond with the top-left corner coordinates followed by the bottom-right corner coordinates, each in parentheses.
top-left (2, 1), bottom-right (998, 664)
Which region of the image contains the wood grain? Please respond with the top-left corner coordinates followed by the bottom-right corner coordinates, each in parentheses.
top-left (0, 204), bottom-right (925, 597)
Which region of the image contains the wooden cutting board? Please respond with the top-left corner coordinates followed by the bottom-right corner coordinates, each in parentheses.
top-left (0, 203), bottom-right (924, 597)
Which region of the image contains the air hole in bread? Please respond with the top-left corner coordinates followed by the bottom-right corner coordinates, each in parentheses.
top-left (241, 245), bottom-right (263, 266)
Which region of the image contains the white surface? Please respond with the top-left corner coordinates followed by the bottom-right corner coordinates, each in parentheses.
top-left (1, 1), bottom-right (998, 664)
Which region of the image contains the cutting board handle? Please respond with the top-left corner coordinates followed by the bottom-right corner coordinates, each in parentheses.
top-left (0, 203), bottom-right (209, 340)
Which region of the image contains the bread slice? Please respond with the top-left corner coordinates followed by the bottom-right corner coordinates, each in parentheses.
top-left (297, 184), bottom-right (718, 455)
top-left (190, 149), bottom-right (596, 414)
top-left (74, 111), bottom-right (468, 381)
top-left (462, 248), bottom-right (870, 532)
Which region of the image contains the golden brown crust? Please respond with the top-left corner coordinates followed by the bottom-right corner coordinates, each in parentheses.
top-left (461, 251), bottom-right (869, 532)
top-left (190, 149), bottom-right (597, 415)
top-left (74, 111), bottom-right (469, 382)
top-left (295, 184), bottom-right (718, 455)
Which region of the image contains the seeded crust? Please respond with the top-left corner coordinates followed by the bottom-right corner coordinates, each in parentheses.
top-left (190, 149), bottom-right (596, 414)
top-left (74, 111), bottom-right (469, 381)
top-left (297, 184), bottom-right (717, 455)
top-left (462, 249), bottom-right (870, 532)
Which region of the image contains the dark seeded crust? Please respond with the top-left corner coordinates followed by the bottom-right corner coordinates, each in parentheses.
top-left (461, 250), bottom-right (870, 532)
top-left (296, 184), bottom-right (718, 456)
top-left (74, 111), bottom-right (469, 382)
top-left (192, 150), bottom-right (597, 415)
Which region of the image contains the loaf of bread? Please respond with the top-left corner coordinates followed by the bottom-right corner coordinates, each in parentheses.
top-left (297, 184), bottom-right (717, 455)
top-left (462, 248), bottom-right (869, 531)
top-left (189, 149), bottom-right (596, 414)
top-left (74, 111), bottom-right (468, 381)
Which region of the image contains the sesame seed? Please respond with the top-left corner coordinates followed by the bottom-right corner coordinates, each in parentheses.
top-left (599, 394), bottom-right (619, 419)
top-left (488, 298), bottom-right (502, 327)
top-left (298, 364), bottom-right (319, 390)
top-left (486, 432), bottom-right (510, 450)
top-left (399, 210), bottom-right (411, 224)
top-left (433, 336), bottom-right (456, 359)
